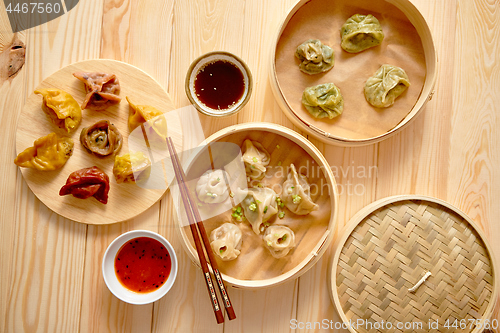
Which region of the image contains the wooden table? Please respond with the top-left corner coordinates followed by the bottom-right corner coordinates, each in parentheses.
top-left (1, 0), bottom-right (499, 332)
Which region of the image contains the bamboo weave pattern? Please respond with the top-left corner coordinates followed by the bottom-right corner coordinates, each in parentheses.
top-left (336, 200), bottom-right (494, 333)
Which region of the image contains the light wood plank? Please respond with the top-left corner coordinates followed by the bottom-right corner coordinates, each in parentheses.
top-left (449, 0), bottom-right (500, 322)
top-left (79, 1), bottom-right (176, 332)
top-left (238, 0), bottom-right (296, 127)
top-left (376, 0), bottom-right (457, 200)
top-left (79, 207), bottom-right (159, 333)
top-left (2, 1), bottom-right (104, 332)
top-left (153, 192), bottom-right (226, 333)
top-left (0, 1), bottom-right (27, 329)
top-left (169, 0), bottom-right (245, 138)
top-left (0, 29), bottom-right (27, 333)
top-left (225, 282), bottom-right (299, 333)
top-left (159, 0), bottom-right (247, 330)
top-left (296, 143), bottom-right (378, 333)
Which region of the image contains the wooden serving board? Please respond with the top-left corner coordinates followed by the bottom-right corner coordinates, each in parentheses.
top-left (15, 59), bottom-right (181, 224)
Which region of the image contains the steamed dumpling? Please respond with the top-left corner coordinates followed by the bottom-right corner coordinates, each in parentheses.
top-left (263, 225), bottom-right (295, 259)
top-left (364, 64), bottom-right (410, 108)
top-left (295, 39), bottom-right (334, 75)
top-left (282, 164), bottom-right (319, 215)
top-left (210, 223), bottom-right (242, 261)
top-left (340, 14), bottom-right (384, 53)
top-left (239, 187), bottom-right (278, 235)
top-left (196, 169), bottom-right (230, 204)
top-left (241, 139), bottom-right (270, 180)
top-left (302, 83), bottom-right (343, 119)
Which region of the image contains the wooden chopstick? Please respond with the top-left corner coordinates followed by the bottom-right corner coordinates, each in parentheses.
top-left (166, 137), bottom-right (236, 323)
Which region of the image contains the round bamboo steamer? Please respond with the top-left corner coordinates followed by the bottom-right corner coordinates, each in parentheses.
top-left (269, 0), bottom-right (437, 146)
top-left (329, 195), bottom-right (497, 333)
top-left (176, 122), bottom-right (339, 289)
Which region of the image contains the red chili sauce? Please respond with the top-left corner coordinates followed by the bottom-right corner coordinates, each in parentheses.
top-left (194, 60), bottom-right (245, 110)
top-left (114, 237), bottom-right (171, 293)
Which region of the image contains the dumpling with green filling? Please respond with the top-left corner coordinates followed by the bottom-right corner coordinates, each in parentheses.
top-left (301, 83), bottom-right (343, 119)
top-left (295, 39), bottom-right (334, 75)
top-left (341, 14), bottom-right (384, 53)
top-left (364, 64), bottom-right (410, 108)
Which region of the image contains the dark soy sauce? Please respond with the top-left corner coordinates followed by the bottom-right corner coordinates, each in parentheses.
top-left (194, 60), bottom-right (245, 110)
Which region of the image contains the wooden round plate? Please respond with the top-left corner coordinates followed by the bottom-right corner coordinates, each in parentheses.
top-left (270, 0), bottom-right (437, 146)
top-left (329, 195), bottom-right (497, 333)
top-left (15, 59), bottom-right (181, 224)
top-left (176, 123), bottom-right (339, 289)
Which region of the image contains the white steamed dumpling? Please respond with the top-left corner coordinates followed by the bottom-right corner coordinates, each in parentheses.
top-left (196, 169), bottom-right (230, 204)
top-left (282, 164), bottom-right (319, 215)
top-left (263, 225), bottom-right (295, 259)
top-left (210, 223), bottom-right (242, 261)
top-left (241, 139), bottom-right (270, 180)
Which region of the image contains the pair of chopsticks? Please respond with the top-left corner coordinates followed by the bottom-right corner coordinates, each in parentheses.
top-left (166, 137), bottom-right (236, 324)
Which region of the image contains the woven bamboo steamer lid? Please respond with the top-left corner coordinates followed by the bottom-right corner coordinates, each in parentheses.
top-left (175, 122), bottom-right (339, 289)
top-left (329, 195), bottom-right (497, 333)
top-left (269, 0), bottom-right (437, 146)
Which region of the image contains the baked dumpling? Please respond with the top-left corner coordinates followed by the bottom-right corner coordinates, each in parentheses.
top-left (241, 139), bottom-right (270, 180)
top-left (34, 89), bottom-right (82, 133)
top-left (73, 72), bottom-right (121, 110)
top-left (14, 132), bottom-right (73, 171)
top-left (239, 187), bottom-right (278, 235)
top-left (263, 225), bottom-right (295, 259)
top-left (196, 169), bottom-right (230, 204)
top-left (126, 97), bottom-right (168, 140)
top-left (302, 83), bottom-right (343, 119)
top-left (59, 166), bottom-right (110, 204)
top-left (364, 64), bottom-right (410, 108)
top-left (295, 39), bottom-right (334, 75)
top-left (80, 120), bottom-right (123, 156)
top-left (113, 152), bottom-right (151, 184)
top-left (341, 14), bottom-right (384, 53)
top-left (210, 223), bottom-right (242, 261)
top-left (282, 164), bottom-right (319, 215)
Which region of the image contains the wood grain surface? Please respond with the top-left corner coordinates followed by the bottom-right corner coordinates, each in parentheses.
top-left (0, 0), bottom-right (499, 332)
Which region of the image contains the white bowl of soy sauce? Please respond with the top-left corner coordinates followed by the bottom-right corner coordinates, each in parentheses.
top-left (185, 51), bottom-right (253, 117)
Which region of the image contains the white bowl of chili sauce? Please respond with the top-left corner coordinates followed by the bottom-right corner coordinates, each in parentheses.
top-left (185, 51), bottom-right (253, 117)
top-left (102, 230), bottom-right (178, 304)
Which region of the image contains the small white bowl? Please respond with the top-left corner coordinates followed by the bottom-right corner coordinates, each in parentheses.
top-left (102, 230), bottom-right (178, 305)
top-left (185, 51), bottom-right (253, 117)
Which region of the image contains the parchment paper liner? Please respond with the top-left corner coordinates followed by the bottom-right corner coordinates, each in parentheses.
top-left (182, 130), bottom-right (332, 281)
top-left (275, 0), bottom-right (426, 140)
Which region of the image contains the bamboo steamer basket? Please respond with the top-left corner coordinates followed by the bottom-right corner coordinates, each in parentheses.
top-left (329, 195), bottom-right (497, 333)
top-left (176, 123), bottom-right (339, 289)
top-left (269, 0), bottom-right (437, 146)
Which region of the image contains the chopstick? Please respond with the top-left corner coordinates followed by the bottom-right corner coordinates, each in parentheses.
top-left (166, 137), bottom-right (236, 323)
